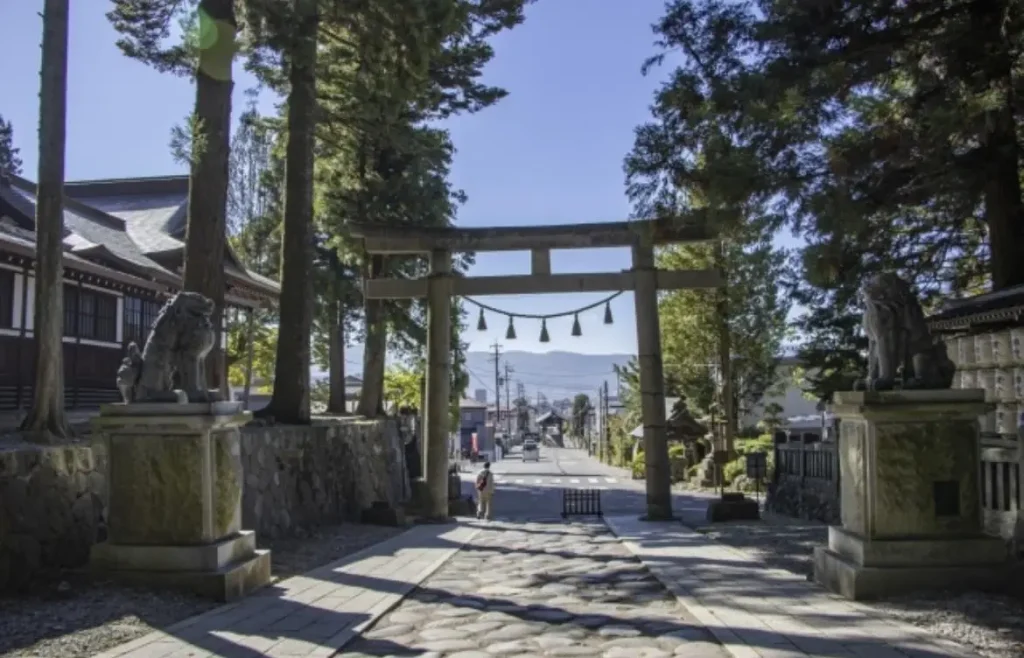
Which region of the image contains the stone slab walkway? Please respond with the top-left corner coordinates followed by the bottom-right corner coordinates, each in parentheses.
top-left (606, 516), bottom-right (979, 658)
top-left (90, 523), bottom-right (479, 658)
top-left (345, 518), bottom-right (730, 657)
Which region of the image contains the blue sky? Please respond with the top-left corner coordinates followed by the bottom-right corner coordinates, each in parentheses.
top-left (1, 0), bottom-right (801, 356)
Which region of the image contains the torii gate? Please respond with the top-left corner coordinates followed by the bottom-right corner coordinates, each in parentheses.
top-left (349, 219), bottom-right (721, 520)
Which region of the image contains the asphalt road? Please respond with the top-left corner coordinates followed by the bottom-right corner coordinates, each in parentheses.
top-left (459, 446), bottom-right (726, 523)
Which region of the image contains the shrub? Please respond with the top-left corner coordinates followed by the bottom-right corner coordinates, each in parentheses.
top-left (668, 444), bottom-right (689, 482)
top-left (631, 450), bottom-right (646, 479)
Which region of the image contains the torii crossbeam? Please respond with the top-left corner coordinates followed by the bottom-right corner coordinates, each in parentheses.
top-left (350, 218), bottom-right (722, 521)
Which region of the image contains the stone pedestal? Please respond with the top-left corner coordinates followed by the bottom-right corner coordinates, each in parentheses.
top-left (90, 402), bottom-right (271, 601)
top-left (813, 390), bottom-right (1009, 600)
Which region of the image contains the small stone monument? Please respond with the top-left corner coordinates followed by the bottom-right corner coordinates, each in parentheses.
top-left (91, 292), bottom-right (271, 601)
top-left (813, 274), bottom-right (1008, 600)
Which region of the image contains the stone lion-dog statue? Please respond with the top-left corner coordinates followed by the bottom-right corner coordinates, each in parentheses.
top-left (855, 272), bottom-right (955, 391)
top-left (116, 292), bottom-right (218, 403)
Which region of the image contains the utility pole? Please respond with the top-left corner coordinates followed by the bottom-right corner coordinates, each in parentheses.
top-left (503, 362), bottom-right (513, 436)
top-left (596, 384), bottom-right (604, 459)
top-left (598, 380), bottom-right (606, 462)
top-left (490, 341), bottom-right (502, 437)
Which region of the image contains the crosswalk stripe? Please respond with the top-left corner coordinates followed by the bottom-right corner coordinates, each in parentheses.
top-left (605, 477), bottom-right (616, 483)
top-left (569, 478), bottom-right (580, 484)
top-left (534, 478), bottom-right (543, 484)
top-left (515, 479), bottom-right (524, 484)
top-left (587, 477), bottom-right (599, 484)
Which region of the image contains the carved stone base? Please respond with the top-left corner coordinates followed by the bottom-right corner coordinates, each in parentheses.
top-left (91, 538), bottom-right (271, 602)
top-left (815, 390), bottom-right (1009, 600)
top-left (814, 527), bottom-right (1007, 600)
top-left (90, 403), bottom-right (270, 601)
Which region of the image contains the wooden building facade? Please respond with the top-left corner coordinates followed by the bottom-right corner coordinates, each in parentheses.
top-left (0, 174), bottom-right (278, 411)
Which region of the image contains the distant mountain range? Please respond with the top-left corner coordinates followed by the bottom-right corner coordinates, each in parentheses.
top-left (316, 346), bottom-right (634, 402)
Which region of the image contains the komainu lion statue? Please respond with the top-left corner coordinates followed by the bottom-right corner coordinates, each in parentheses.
top-left (855, 273), bottom-right (955, 391)
top-left (116, 292), bottom-right (218, 403)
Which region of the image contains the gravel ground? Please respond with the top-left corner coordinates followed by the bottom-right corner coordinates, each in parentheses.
top-left (0, 523), bottom-right (405, 658)
top-left (696, 513), bottom-right (1024, 658)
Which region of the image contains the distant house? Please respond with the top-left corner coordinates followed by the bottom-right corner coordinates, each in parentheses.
top-left (739, 355), bottom-right (820, 429)
top-left (459, 398), bottom-right (489, 455)
top-left (0, 174), bottom-right (278, 411)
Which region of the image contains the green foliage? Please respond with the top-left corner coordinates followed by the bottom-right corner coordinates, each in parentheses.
top-left (384, 365), bottom-right (422, 411)
top-left (721, 434), bottom-right (774, 488)
top-left (759, 402), bottom-right (785, 435)
top-left (652, 237), bottom-right (791, 425)
top-left (570, 393), bottom-right (591, 438)
top-left (226, 313), bottom-right (277, 387)
top-left (0, 115), bottom-right (22, 181)
top-left (631, 450), bottom-right (645, 480)
top-left (635, 0), bottom-right (1015, 403)
top-left (668, 444), bottom-right (688, 483)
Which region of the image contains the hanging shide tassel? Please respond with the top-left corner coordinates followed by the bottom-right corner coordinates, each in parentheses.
top-left (571, 313), bottom-right (582, 337)
top-left (539, 318), bottom-right (550, 343)
top-left (603, 300), bottom-right (613, 324)
top-left (506, 316), bottom-right (517, 340)
top-left (477, 307), bottom-right (487, 331)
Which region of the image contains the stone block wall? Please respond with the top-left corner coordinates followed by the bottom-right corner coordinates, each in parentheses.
top-left (0, 442), bottom-right (107, 592)
top-left (1, 416), bottom-right (408, 592)
top-left (239, 418), bottom-right (409, 538)
top-left (766, 477), bottom-right (840, 524)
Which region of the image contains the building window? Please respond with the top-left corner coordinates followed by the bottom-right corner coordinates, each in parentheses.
top-left (0, 269), bottom-right (13, 328)
top-left (63, 284), bottom-right (78, 337)
top-left (124, 295), bottom-right (162, 346)
top-left (64, 284), bottom-right (118, 342)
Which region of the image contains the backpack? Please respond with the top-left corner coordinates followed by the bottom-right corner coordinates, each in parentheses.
top-left (475, 471), bottom-right (489, 491)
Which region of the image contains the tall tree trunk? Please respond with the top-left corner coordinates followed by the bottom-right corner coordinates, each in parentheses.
top-left (357, 255), bottom-right (387, 417)
top-left (21, 0), bottom-right (70, 442)
top-left (714, 243), bottom-right (735, 456)
top-left (977, 5), bottom-right (1024, 289)
top-left (327, 286), bottom-right (346, 414)
top-left (262, 1), bottom-right (318, 424)
top-left (182, 0), bottom-right (236, 394)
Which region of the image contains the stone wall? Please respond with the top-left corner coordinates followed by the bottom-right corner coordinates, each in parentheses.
top-left (239, 418), bottom-right (409, 538)
top-left (0, 442), bottom-right (107, 592)
top-left (766, 477), bottom-right (840, 524)
top-left (1, 415), bottom-right (408, 592)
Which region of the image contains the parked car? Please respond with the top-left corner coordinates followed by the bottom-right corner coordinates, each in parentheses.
top-left (522, 439), bottom-right (540, 462)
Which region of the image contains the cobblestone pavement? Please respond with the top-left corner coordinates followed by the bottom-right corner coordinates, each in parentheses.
top-left (345, 519), bottom-right (728, 657)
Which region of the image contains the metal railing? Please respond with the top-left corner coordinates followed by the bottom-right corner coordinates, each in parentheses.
top-left (561, 488), bottom-right (603, 518)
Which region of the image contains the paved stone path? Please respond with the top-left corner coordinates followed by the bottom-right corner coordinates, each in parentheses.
top-left (89, 524), bottom-right (479, 658)
top-left (608, 516), bottom-right (979, 658)
top-left (345, 519), bottom-right (728, 657)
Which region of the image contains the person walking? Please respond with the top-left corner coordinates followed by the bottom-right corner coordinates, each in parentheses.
top-left (475, 461), bottom-right (496, 520)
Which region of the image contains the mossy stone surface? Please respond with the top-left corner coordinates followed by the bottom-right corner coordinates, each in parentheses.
top-left (108, 433), bottom-right (207, 545)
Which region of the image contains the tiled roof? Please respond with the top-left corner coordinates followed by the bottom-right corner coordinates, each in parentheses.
top-left (0, 222), bottom-right (167, 293)
top-left (2, 175), bottom-right (279, 299)
top-left (3, 179), bottom-right (179, 283)
top-left (927, 285), bottom-right (1024, 332)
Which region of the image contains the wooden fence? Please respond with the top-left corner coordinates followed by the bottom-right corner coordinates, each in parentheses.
top-left (774, 439), bottom-right (839, 486)
top-left (769, 439), bottom-right (841, 522)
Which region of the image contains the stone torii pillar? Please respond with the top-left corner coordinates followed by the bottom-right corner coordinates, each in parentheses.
top-left (632, 235), bottom-right (672, 520)
top-left (423, 249), bottom-right (452, 518)
top-left (347, 218), bottom-right (721, 522)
